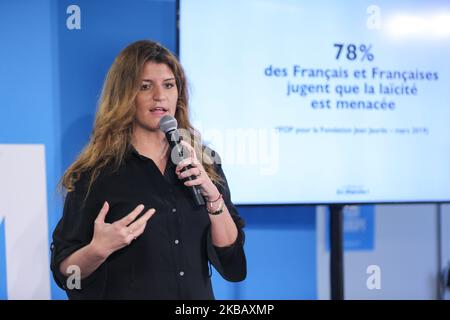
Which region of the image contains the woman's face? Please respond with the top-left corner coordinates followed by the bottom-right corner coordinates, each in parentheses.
top-left (134, 61), bottom-right (178, 132)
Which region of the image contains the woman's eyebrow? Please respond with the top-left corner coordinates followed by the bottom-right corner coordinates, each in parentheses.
top-left (141, 78), bottom-right (175, 82)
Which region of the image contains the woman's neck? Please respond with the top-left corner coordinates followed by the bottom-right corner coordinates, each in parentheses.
top-left (131, 126), bottom-right (169, 162)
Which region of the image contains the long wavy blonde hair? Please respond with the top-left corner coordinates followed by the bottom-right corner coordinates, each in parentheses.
top-left (61, 40), bottom-right (222, 195)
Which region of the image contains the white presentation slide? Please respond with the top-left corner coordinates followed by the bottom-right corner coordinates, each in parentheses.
top-left (180, 0), bottom-right (450, 204)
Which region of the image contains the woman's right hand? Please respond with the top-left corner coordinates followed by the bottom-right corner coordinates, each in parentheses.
top-left (90, 201), bottom-right (156, 258)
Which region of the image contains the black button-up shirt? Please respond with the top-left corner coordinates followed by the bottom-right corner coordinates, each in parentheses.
top-left (50, 146), bottom-right (246, 299)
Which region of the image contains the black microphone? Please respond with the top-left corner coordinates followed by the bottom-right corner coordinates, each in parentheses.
top-left (159, 115), bottom-right (205, 206)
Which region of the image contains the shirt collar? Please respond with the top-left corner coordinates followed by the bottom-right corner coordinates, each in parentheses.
top-left (127, 143), bottom-right (176, 169)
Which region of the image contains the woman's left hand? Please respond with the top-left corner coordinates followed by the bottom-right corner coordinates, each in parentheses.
top-left (175, 141), bottom-right (220, 202)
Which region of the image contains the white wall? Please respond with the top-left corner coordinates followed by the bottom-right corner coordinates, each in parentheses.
top-left (0, 145), bottom-right (50, 299)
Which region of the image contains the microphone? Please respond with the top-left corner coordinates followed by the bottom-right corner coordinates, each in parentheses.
top-left (159, 115), bottom-right (205, 206)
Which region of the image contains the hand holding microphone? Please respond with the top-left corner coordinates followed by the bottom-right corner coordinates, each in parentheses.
top-left (159, 115), bottom-right (220, 206)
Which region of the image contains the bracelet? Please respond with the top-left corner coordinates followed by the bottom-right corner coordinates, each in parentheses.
top-left (206, 194), bottom-right (224, 215)
top-left (207, 198), bottom-right (224, 215)
top-left (207, 193), bottom-right (222, 203)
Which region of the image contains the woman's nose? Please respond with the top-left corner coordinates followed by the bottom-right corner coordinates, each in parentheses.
top-left (152, 86), bottom-right (165, 101)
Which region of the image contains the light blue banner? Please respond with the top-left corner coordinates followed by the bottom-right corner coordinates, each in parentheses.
top-left (326, 205), bottom-right (375, 251)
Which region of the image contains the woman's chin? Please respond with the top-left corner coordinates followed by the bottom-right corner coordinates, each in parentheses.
top-left (134, 121), bottom-right (162, 133)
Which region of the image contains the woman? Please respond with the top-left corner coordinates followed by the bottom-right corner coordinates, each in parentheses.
top-left (50, 40), bottom-right (246, 299)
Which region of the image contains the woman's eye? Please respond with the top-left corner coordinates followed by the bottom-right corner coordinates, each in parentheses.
top-left (140, 84), bottom-right (151, 90)
top-left (164, 83), bottom-right (175, 89)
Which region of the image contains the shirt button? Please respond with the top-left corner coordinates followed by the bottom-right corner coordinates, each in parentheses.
top-left (179, 271), bottom-right (184, 276)
top-left (174, 239), bottom-right (179, 245)
top-left (172, 208), bottom-right (177, 213)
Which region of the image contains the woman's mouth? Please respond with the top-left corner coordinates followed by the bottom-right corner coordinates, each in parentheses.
top-left (149, 107), bottom-right (168, 116)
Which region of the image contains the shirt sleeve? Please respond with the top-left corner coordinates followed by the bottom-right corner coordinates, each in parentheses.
top-left (50, 174), bottom-right (108, 299)
top-left (206, 159), bottom-right (247, 282)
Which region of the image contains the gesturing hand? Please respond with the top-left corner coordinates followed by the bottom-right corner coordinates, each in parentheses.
top-left (90, 201), bottom-right (156, 258)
